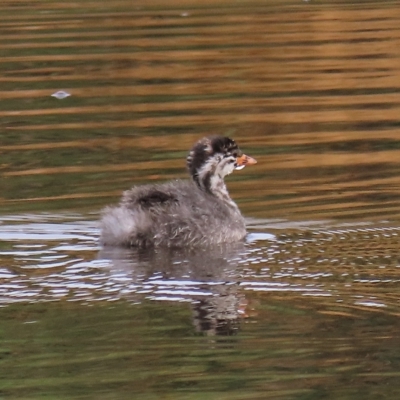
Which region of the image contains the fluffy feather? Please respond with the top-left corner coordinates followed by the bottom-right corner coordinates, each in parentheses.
top-left (100, 136), bottom-right (255, 248)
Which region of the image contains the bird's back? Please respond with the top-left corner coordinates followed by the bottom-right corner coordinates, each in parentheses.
top-left (100, 180), bottom-right (246, 248)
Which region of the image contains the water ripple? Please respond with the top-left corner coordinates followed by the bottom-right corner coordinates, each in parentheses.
top-left (0, 214), bottom-right (399, 314)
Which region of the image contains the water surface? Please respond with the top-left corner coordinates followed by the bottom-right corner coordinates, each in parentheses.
top-left (1, 0), bottom-right (400, 399)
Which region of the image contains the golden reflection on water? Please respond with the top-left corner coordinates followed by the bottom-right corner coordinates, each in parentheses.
top-left (1, 0), bottom-right (400, 221)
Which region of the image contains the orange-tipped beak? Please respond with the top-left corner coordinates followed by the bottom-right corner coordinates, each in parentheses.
top-left (236, 154), bottom-right (257, 168)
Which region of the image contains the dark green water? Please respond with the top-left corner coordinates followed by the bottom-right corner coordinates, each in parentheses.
top-left (1, 300), bottom-right (399, 400)
top-left (1, 0), bottom-right (400, 399)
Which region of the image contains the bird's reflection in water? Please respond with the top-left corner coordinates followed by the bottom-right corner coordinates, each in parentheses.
top-left (99, 242), bottom-right (248, 336)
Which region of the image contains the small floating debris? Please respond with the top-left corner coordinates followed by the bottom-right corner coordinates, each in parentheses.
top-left (51, 90), bottom-right (71, 99)
top-left (180, 12), bottom-right (190, 17)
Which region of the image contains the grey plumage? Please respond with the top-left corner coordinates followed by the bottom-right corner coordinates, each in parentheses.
top-left (100, 136), bottom-right (256, 248)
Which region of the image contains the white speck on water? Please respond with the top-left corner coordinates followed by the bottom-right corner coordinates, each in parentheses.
top-left (51, 90), bottom-right (71, 99)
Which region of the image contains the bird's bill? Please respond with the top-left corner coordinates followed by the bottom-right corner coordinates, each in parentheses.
top-left (235, 154), bottom-right (257, 170)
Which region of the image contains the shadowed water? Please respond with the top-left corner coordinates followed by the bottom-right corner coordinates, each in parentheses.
top-left (1, 0), bottom-right (400, 399)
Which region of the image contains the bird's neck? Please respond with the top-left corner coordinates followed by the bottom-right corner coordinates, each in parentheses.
top-left (194, 168), bottom-right (238, 210)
